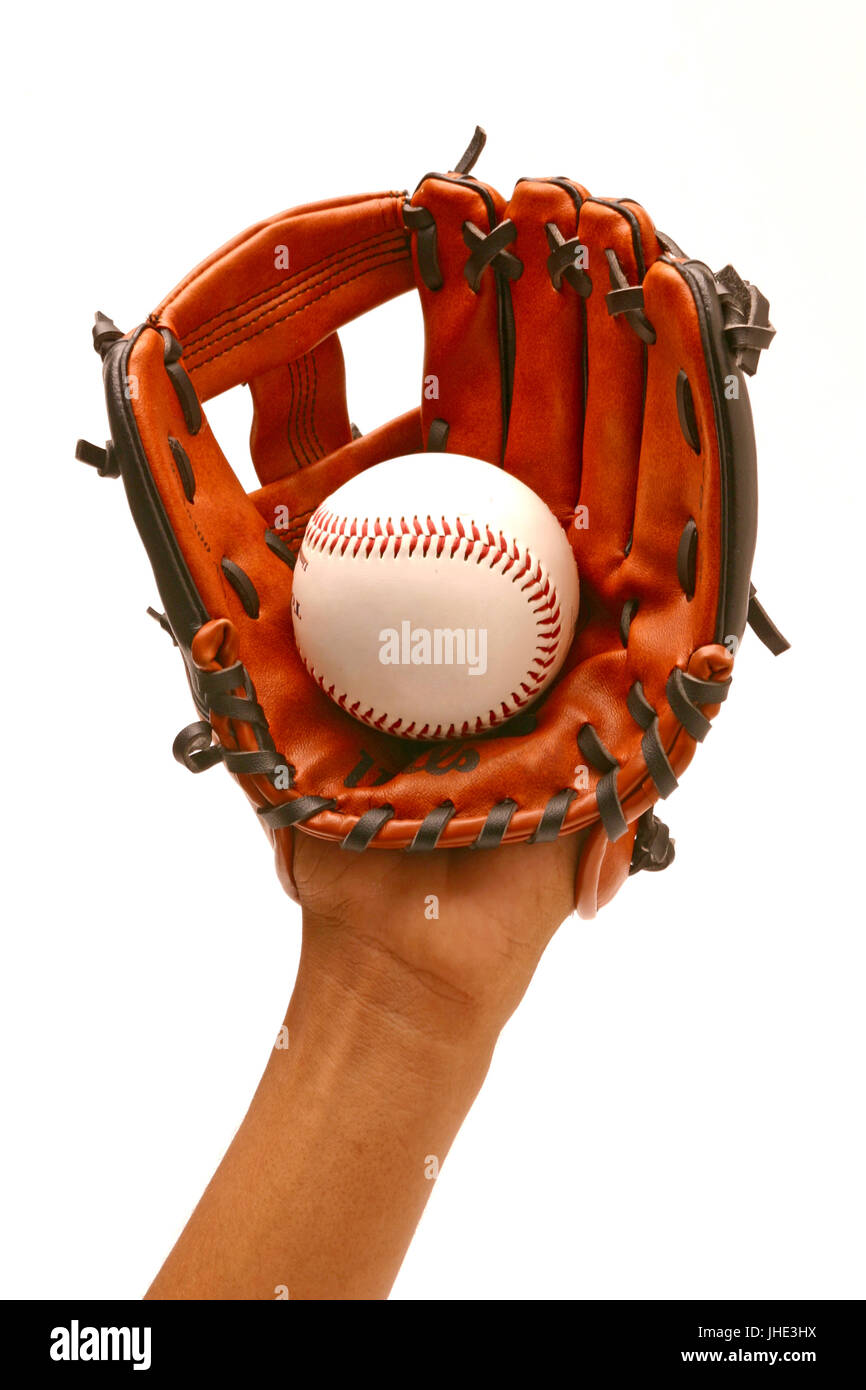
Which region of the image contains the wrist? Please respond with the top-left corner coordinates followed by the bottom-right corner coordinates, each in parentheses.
top-left (291, 908), bottom-right (504, 1068)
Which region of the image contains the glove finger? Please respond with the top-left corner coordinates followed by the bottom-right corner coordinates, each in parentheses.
top-left (502, 176), bottom-right (589, 518)
top-left (569, 196), bottom-right (661, 598)
top-left (406, 173), bottom-right (507, 458)
top-left (248, 333), bottom-right (354, 486)
top-left (616, 257), bottom-right (757, 713)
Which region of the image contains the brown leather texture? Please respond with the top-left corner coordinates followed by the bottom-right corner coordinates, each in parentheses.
top-left (114, 169), bottom-right (766, 918)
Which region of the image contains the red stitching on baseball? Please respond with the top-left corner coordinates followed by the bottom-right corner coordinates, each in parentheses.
top-left (298, 505), bottom-right (572, 734)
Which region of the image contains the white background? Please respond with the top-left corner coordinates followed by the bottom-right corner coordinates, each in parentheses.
top-left (1, 0), bottom-right (863, 1301)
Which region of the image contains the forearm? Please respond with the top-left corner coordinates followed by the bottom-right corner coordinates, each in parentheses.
top-left (145, 913), bottom-right (500, 1301)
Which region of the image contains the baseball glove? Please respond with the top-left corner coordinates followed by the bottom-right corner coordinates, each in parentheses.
top-left (76, 128), bottom-right (787, 917)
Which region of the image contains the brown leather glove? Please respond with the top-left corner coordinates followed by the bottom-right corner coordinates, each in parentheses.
top-left (76, 128), bottom-right (787, 917)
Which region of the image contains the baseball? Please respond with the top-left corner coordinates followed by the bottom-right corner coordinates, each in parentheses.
top-left (291, 453), bottom-right (579, 739)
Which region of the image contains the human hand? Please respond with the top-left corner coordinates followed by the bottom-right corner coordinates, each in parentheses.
top-left (292, 829), bottom-right (587, 1037)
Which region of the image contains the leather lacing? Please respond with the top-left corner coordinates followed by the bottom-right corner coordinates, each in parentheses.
top-left (715, 265), bottom-right (776, 377)
top-left (402, 203), bottom-right (442, 291)
top-left (604, 249), bottom-right (657, 344)
top-left (545, 223), bottom-right (592, 296)
top-left (159, 328), bottom-right (201, 434)
top-left (578, 667), bottom-right (733, 846)
top-left (172, 663), bottom-right (292, 782)
top-left (629, 809), bottom-right (675, 874)
top-left (401, 126), bottom-right (489, 293)
top-left (461, 220), bottom-right (523, 293)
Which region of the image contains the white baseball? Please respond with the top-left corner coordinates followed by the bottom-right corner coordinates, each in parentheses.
top-left (291, 453), bottom-right (579, 739)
